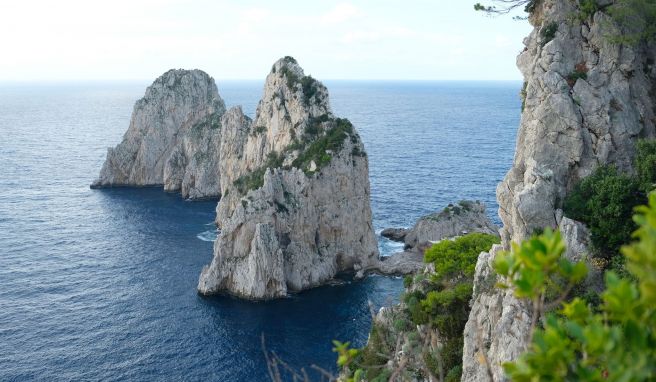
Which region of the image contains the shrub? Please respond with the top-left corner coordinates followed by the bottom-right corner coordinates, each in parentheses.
top-left (404, 233), bottom-right (499, 377)
top-left (251, 125), bottom-right (266, 135)
top-left (564, 139), bottom-right (656, 257)
top-left (636, 139), bottom-right (656, 193)
top-left (292, 118), bottom-right (354, 174)
top-left (566, 62), bottom-right (588, 87)
top-left (520, 81), bottom-right (528, 112)
top-left (607, 0), bottom-right (656, 45)
top-left (233, 151), bottom-right (284, 194)
top-left (191, 111), bottom-right (222, 132)
top-left (540, 22), bottom-right (558, 46)
top-left (424, 233), bottom-right (500, 279)
top-left (563, 165), bottom-right (643, 258)
top-left (300, 75), bottom-right (319, 105)
top-left (578, 0), bottom-right (599, 20)
top-left (497, 193), bottom-right (656, 381)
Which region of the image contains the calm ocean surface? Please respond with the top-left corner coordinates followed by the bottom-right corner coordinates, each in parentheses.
top-left (0, 80), bottom-right (520, 381)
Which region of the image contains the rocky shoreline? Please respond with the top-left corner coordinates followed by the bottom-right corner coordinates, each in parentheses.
top-left (363, 201), bottom-right (499, 278)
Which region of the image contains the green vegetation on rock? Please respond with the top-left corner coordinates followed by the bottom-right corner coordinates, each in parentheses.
top-left (408, 233), bottom-right (498, 379)
top-left (496, 193), bottom-right (656, 381)
top-left (563, 139), bottom-right (656, 259)
top-left (540, 22), bottom-right (558, 46)
top-left (424, 232), bottom-right (500, 279)
top-left (232, 117), bottom-right (361, 194)
top-left (191, 111), bottom-right (222, 132)
top-left (292, 118), bottom-right (355, 174)
top-left (563, 165), bottom-right (642, 258)
top-left (278, 61), bottom-right (322, 106)
top-left (334, 233), bottom-right (498, 381)
top-left (233, 151), bottom-right (284, 195)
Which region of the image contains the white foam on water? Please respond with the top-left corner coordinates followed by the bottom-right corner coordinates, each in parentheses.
top-left (197, 229), bottom-right (218, 242)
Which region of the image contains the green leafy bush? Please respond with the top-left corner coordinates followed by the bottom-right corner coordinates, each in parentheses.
top-left (300, 75), bottom-right (319, 105)
top-left (406, 233), bottom-right (499, 377)
top-left (564, 166), bottom-right (643, 257)
top-left (494, 228), bottom-right (588, 329)
top-left (497, 193), bottom-right (656, 381)
top-left (636, 139), bottom-right (656, 193)
top-left (578, 0), bottom-right (599, 20)
top-left (564, 139), bottom-right (656, 257)
top-left (540, 22), bottom-right (558, 46)
top-left (424, 233), bottom-right (500, 279)
top-left (338, 232), bottom-right (499, 381)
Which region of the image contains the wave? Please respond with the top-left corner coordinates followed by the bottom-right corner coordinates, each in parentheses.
top-left (197, 229), bottom-right (218, 242)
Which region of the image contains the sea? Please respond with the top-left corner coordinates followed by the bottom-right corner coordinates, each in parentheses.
top-left (0, 80), bottom-right (520, 381)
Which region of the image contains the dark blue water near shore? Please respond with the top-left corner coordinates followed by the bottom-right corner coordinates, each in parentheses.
top-left (0, 80), bottom-right (520, 381)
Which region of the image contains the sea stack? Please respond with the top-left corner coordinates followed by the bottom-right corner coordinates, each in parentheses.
top-left (197, 57), bottom-right (379, 299)
top-left (91, 69), bottom-right (226, 200)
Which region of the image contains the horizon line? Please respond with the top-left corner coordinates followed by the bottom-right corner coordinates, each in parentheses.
top-left (0, 78), bottom-right (524, 83)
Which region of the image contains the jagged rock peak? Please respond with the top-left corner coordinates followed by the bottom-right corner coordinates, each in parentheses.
top-left (262, 56), bottom-right (330, 113)
top-left (91, 69), bottom-right (226, 199)
top-left (197, 57), bottom-right (379, 299)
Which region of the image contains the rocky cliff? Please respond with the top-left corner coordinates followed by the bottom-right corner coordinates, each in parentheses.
top-left (197, 57), bottom-right (379, 299)
top-left (463, 0), bottom-right (656, 380)
top-left (91, 69), bottom-right (226, 199)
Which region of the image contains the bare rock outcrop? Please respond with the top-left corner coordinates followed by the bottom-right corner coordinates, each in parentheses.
top-left (91, 69), bottom-right (226, 199)
top-left (197, 57), bottom-right (379, 299)
top-left (403, 201), bottom-right (499, 249)
top-left (463, 1), bottom-right (656, 380)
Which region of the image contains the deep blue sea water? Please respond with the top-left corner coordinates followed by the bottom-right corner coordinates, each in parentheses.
top-left (0, 80), bottom-right (520, 381)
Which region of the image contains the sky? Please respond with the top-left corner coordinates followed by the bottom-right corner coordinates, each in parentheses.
top-left (0, 0), bottom-right (533, 81)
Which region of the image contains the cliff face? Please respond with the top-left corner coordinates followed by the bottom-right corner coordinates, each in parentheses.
top-left (91, 69), bottom-right (226, 199)
top-left (462, 0), bottom-right (656, 380)
top-left (498, 0), bottom-right (656, 244)
top-left (197, 57), bottom-right (379, 299)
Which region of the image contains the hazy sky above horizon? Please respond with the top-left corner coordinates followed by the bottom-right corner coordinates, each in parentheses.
top-left (2, 0), bottom-right (532, 81)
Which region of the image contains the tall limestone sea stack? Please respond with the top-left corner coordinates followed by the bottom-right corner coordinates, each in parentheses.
top-left (462, 0), bottom-right (656, 380)
top-left (91, 57), bottom-right (379, 299)
top-left (197, 57), bottom-right (379, 299)
top-left (91, 69), bottom-right (226, 200)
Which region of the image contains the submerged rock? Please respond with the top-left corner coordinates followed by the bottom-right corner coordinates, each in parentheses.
top-left (197, 57), bottom-right (379, 299)
top-left (91, 69), bottom-right (226, 199)
top-left (380, 227), bottom-right (408, 242)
